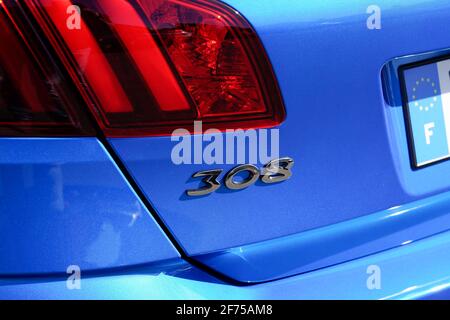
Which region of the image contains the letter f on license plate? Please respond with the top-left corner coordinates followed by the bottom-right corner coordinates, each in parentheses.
top-left (401, 57), bottom-right (450, 168)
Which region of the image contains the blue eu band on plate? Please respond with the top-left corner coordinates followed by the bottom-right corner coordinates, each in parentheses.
top-left (402, 58), bottom-right (450, 168)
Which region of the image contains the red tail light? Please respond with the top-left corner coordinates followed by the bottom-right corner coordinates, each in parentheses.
top-left (0, 1), bottom-right (93, 136)
top-left (1, 0), bottom-right (285, 136)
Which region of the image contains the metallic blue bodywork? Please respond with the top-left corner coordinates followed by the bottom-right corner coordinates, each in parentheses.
top-left (3, 227), bottom-right (450, 299)
top-left (195, 190), bottom-right (450, 283)
top-left (0, 138), bottom-right (179, 275)
top-left (109, 0), bottom-right (450, 283)
top-left (2, 0), bottom-right (450, 299)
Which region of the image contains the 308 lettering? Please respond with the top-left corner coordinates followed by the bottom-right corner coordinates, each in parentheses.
top-left (186, 157), bottom-right (294, 196)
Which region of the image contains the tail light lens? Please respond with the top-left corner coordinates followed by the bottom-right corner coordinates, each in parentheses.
top-left (2, 0), bottom-right (285, 136)
top-left (0, 1), bottom-right (93, 136)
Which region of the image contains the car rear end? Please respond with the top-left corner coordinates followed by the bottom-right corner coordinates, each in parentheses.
top-left (1, 0), bottom-right (450, 300)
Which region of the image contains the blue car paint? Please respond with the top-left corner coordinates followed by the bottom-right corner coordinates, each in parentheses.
top-left (195, 189), bottom-right (450, 283)
top-left (187, 48), bottom-right (450, 283)
top-left (0, 138), bottom-right (179, 275)
top-left (108, 0), bottom-right (450, 282)
top-left (3, 227), bottom-right (450, 299)
top-left (1, 0), bottom-right (450, 299)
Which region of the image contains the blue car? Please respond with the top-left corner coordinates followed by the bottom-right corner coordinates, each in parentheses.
top-left (1, 0), bottom-right (450, 300)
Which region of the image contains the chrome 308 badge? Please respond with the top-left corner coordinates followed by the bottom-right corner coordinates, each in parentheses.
top-left (186, 157), bottom-right (294, 196)
top-left (170, 121), bottom-right (293, 196)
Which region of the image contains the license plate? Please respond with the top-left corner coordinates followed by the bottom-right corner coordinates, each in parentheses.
top-left (401, 57), bottom-right (450, 168)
